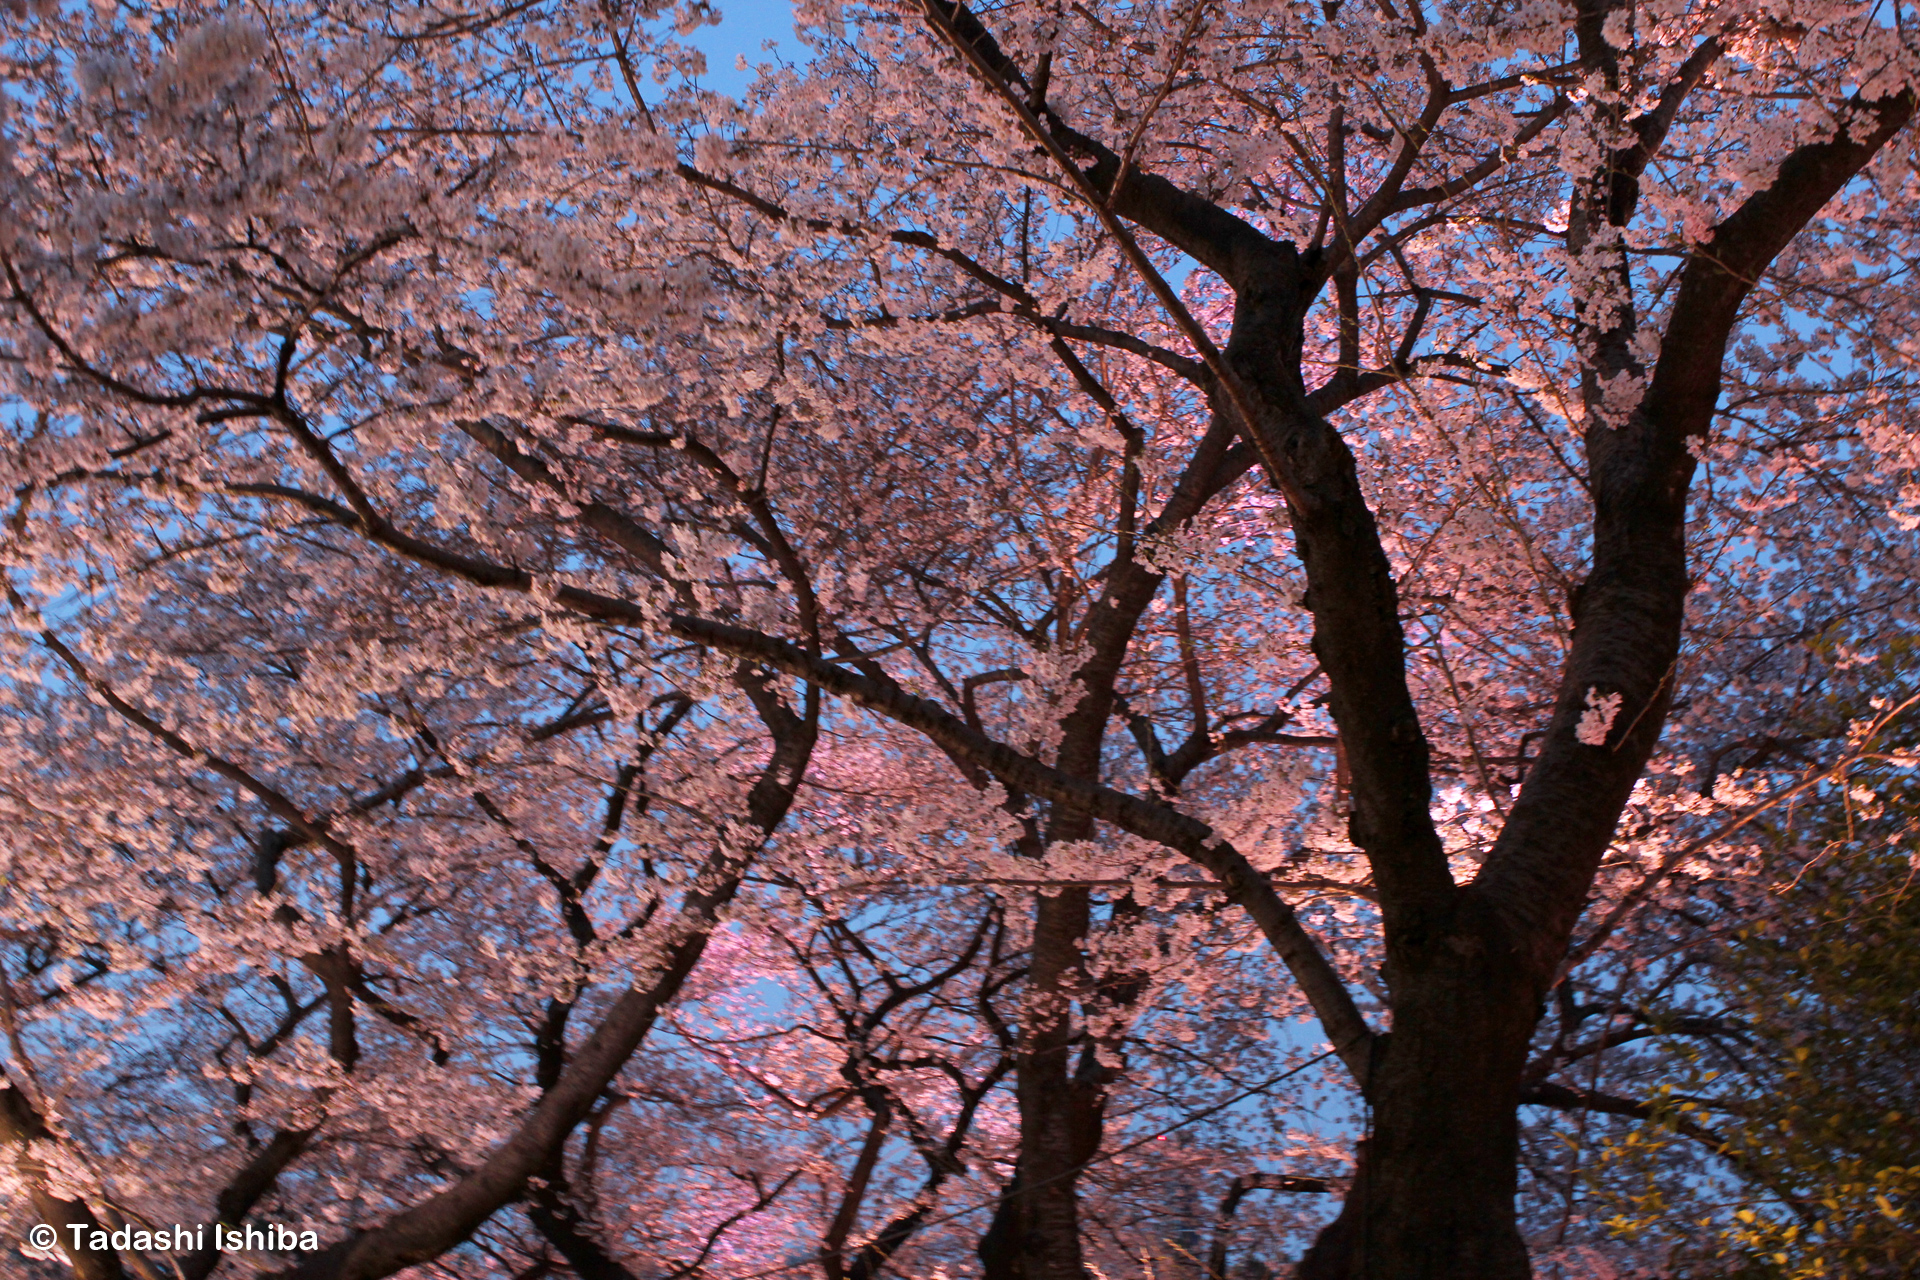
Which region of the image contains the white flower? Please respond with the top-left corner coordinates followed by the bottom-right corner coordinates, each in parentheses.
top-left (1576, 687), bottom-right (1623, 747)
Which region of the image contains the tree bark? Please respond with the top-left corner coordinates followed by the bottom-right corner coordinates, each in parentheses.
top-left (135, 11), bottom-right (1906, 1268)
top-left (980, 886), bottom-right (1105, 1280)
top-left (1289, 82), bottom-right (1916, 1277)
top-left (1213, 298), bottom-right (1540, 1278)
top-left (980, 400), bottom-right (1254, 1280)
top-left (0, 1082), bottom-right (128, 1280)
top-left (1295, 897), bottom-right (1536, 1279)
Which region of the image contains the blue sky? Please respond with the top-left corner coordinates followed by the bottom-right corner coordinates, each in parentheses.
top-left (686, 0), bottom-right (801, 98)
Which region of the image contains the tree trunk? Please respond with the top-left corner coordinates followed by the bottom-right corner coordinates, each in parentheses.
top-left (980, 886), bottom-right (1105, 1280)
top-left (976, 900), bottom-right (1094, 1280)
top-left (1297, 895), bottom-right (1537, 1280)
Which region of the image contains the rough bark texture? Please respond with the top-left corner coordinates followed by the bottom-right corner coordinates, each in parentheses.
top-left (271, 690), bottom-right (818, 1280)
top-left (1229, 282), bottom-right (1543, 1279)
top-left (0, 1083), bottom-right (128, 1280)
top-left (983, 439), bottom-right (1231, 1280)
top-left (243, 63), bottom-right (1916, 1263)
top-left (1294, 905), bottom-right (1537, 1279)
top-left (1010, 10), bottom-right (1910, 1267)
top-left (14, 5), bottom-right (1904, 1274)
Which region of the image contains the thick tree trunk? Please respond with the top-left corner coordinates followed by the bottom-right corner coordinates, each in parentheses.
top-left (981, 546), bottom-right (1175, 1280)
top-left (0, 1083), bottom-right (129, 1280)
top-left (980, 887), bottom-right (1105, 1280)
top-left (1297, 895), bottom-right (1537, 1280)
top-left (1217, 282), bottom-right (1547, 1278)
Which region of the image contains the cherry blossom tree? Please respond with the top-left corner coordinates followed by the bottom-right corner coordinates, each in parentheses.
top-left (4, 0), bottom-right (1920, 1277)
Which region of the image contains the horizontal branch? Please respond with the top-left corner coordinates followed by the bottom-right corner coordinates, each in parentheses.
top-left (223, 479), bottom-right (1379, 1089)
top-left (670, 616), bottom-right (1379, 1089)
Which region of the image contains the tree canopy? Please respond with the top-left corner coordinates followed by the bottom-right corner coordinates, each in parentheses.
top-left (1, 0), bottom-right (1917, 1277)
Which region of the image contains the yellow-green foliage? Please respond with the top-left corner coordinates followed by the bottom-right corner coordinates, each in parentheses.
top-left (1596, 751), bottom-right (1920, 1279)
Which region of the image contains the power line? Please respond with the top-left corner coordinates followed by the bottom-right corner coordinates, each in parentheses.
top-left (709, 1046), bottom-right (1344, 1280)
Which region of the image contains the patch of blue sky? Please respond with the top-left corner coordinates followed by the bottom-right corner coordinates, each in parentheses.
top-left (680, 0), bottom-right (800, 100)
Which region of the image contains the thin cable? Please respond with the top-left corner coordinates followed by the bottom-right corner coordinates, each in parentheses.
top-left (711, 1047), bottom-right (1344, 1280)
